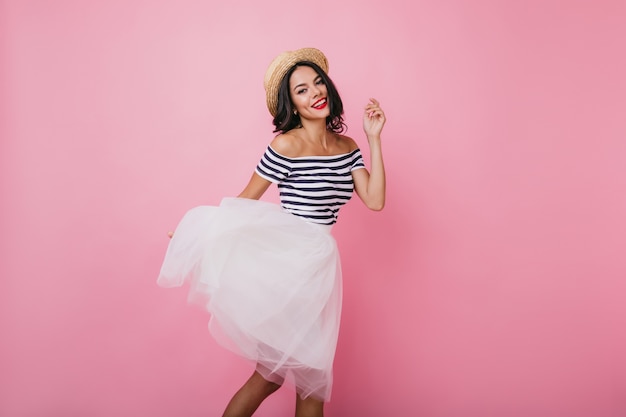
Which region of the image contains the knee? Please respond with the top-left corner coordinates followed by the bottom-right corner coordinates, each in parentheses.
top-left (263, 380), bottom-right (282, 395)
top-left (251, 371), bottom-right (282, 396)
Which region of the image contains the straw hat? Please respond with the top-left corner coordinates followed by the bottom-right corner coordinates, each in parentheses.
top-left (264, 47), bottom-right (329, 117)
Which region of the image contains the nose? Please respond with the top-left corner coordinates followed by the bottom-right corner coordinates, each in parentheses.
top-left (311, 84), bottom-right (321, 97)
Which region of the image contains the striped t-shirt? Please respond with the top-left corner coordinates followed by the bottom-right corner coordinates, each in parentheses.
top-left (255, 146), bottom-right (366, 225)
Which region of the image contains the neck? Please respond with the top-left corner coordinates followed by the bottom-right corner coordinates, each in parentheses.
top-left (299, 118), bottom-right (329, 146)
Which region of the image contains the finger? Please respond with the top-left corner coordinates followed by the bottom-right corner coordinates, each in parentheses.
top-left (365, 99), bottom-right (380, 108)
top-left (364, 105), bottom-right (381, 115)
top-left (370, 106), bottom-right (385, 115)
top-left (367, 109), bottom-right (384, 118)
top-left (167, 231), bottom-right (174, 238)
top-left (365, 103), bottom-right (382, 112)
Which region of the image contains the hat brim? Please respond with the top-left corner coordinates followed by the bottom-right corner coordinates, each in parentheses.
top-left (264, 48), bottom-right (329, 117)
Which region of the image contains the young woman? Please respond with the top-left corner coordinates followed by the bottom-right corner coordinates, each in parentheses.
top-left (158, 47), bottom-right (386, 417)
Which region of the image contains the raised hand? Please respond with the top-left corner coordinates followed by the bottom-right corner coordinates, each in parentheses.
top-left (363, 98), bottom-right (386, 139)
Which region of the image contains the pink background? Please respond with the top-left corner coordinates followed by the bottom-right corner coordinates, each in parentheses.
top-left (2, 0), bottom-right (625, 416)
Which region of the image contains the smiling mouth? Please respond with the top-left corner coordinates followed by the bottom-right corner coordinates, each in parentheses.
top-left (312, 98), bottom-right (328, 109)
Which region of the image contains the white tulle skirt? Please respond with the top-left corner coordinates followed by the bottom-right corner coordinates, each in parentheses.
top-left (157, 198), bottom-right (342, 401)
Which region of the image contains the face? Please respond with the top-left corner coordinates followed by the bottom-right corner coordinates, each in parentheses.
top-left (288, 65), bottom-right (330, 121)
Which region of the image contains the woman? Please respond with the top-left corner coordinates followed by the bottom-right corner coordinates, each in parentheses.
top-left (158, 47), bottom-right (386, 417)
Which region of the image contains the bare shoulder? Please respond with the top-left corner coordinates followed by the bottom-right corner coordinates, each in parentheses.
top-left (269, 133), bottom-right (303, 158)
top-left (335, 134), bottom-right (360, 152)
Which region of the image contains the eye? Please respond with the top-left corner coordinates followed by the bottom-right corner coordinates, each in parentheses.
top-left (296, 88), bottom-right (307, 95)
top-left (315, 78), bottom-right (325, 86)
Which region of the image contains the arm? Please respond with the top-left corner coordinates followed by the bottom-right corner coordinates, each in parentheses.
top-left (168, 156), bottom-right (274, 239)
top-left (353, 98), bottom-right (386, 211)
top-left (238, 172), bottom-right (272, 200)
top-left (167, 173), bottom-right (271, 238)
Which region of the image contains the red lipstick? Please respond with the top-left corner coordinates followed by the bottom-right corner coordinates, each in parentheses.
top-left (312, 98), bottom-right (327, 110)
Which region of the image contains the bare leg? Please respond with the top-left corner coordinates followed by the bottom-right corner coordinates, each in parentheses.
top-left (295, 395), bottom-right (324, 417)
top-left (222, 371), bottom-right (282, 417)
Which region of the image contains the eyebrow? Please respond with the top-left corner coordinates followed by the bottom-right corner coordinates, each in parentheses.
top-left (292, 76), bottom-right (322, 91)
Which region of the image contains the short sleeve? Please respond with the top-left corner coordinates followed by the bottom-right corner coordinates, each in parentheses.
top-left (255, 146), bottom-right (292, 184)
top-left (350, 148), bottom-right (366, 171)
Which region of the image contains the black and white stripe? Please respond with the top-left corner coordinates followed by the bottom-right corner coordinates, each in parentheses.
top-left (255, 146), bottom-right (366, 225)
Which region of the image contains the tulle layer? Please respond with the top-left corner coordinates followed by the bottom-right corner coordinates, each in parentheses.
top-left (158, 198), bottom-right (342, 401)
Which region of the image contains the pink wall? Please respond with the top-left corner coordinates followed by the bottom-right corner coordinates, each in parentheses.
top-left (2, 0), bottom-right (625, 416)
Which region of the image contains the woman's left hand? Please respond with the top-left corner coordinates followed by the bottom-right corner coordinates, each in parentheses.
top-left (363, 98), bottom-right (386, 139)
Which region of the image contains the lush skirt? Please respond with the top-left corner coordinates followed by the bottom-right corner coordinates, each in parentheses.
top-left (157, 197), bottom-right (342, 401)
